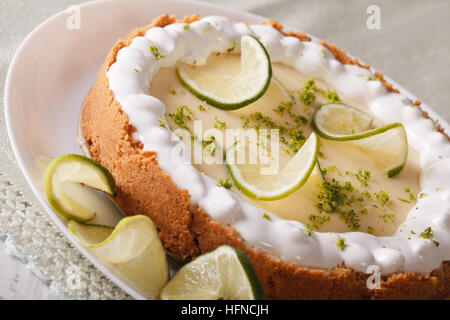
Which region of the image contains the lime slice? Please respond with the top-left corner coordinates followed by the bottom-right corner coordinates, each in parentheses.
top-left (313, 104), bottom-right (408, 177)
top-left (43, 154), bottom-right (116, 222)
top-left (69, 215), bottom-right (169, 299)
top-left (313, 103), bottom-right (373, 136)
top-left (225, 132), bottom-right (319, 200)
top-left (177, 34), bottom-right (272, 110)
top-left (160, 245), bottom-right (264, 300)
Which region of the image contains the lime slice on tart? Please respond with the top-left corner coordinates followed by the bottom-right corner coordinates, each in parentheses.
top-left (346, 123), bottom-right (408, 177)
top-left (313, 104), bottom-right (408, 177)
top-left (313, 103), bottom-right (373, 136)
top-left (225, 132), bottom-right (319, 200)
top-left (43, 154), bottom-right (116, 222)
top-left (160, 245), bottom-right (265, 300)
top-left (69, 215), bottom-right (169, 299)
top-left (177, 34), bottom-right (272, 110)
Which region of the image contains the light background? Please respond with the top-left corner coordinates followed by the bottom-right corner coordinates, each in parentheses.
top-left (0, 0), bottom-right (449, 299)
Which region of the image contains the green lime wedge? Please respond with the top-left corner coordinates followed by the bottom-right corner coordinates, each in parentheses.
top-left (313, 104), bottom-right (408, 177)
top-left (225, 132), bottom-right (319, 200)
top-left (160, 245), bottom-right (265, 300)
top-left (69, 215), bottom-right (169, 299)
top-left (177, 34), bottom-right (272, 110)
top-left (43, 154), bottom-right (116, 222)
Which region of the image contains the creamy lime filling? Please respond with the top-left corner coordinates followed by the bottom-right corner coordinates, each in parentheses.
top-left (107, 16), bottom-right (450, 275)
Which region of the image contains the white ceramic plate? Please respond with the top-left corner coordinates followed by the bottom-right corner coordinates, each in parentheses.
top-left (4, 0), bottom-right (449, 300)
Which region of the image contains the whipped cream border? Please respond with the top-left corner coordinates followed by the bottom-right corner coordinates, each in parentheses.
top-left (107, 16), bottom-right (450, 275)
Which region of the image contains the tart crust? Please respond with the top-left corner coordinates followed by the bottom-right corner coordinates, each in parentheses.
top-left (80, 14), bottom-right (450, 299)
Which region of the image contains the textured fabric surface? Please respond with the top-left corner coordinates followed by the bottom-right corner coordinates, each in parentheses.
top-left (0, 0), bottom-right (449, 299)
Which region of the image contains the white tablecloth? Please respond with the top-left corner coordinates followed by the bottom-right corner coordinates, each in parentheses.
top-left (0, 0), bottom-right (449, 299)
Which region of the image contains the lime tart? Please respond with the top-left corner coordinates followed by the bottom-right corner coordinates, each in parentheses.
top-left (80, 14), bottom-right (450, 299)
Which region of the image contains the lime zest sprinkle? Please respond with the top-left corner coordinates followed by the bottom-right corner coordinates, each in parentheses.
top-left (168, 105), bottom-right (193, 130)
top-left (202, 135), bottom-right (217, 156)
top-left (241, 117), bottom-right (250, 129)
top-left (418, 227), bottom-right (439, 247)
top-left (345, 169), bottom-right (371, 187)
top-left (336, 238), bottom-right (346, 251)
top-left (419, 227), bottom-right (433, 239)
top-left (249, 112), bottom-right (280, 130)
top-left (404, 187), bottom-right (416, 201)
top-left (244, 109), bottom-right (309, 154)
top-left (374, 190), bottom-right (390, 206)
top-left (294, 115), bottom-right (309, 126)
top-left (282, 129), bottom-right (305, 154)
top-left (323, 165), bottom-right (343, 177)
top-left (314, 173), bottom-right (399, 232)
top-left (324, 88), bottom-right (341, 104)
top-left (183, 24), bottom-right (190, 30)
top-left (307, 214), bottom-right (331, 231)
top-left (158, 120), bottom-right (166, 128)
top-left (262, 212), bottom-right (272, 221)
top-left (358, 74), bottom-right (381, 81)
top-left (213, 116), bottom-right (226, 129)
top-left (298, 78), bottom-right (316, 106)
top-left (217, 179), bottom-right (233, 189)
top-left (317, 178), bottom-right (356, 212)
top-left (301, 228), bottom-right (312, 236)
top-left (226, 42), bottom-right (236, 53)
top-left (316, 179), bottom-right (361, 230)
top-left (273, 100), bottom-right (293, 116)
top-left (378, 213), bottom-right (396, 224)
top-left (148, 45), bottom-right (165, 60)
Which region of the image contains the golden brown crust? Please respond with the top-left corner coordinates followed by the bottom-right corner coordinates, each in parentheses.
top-left (80, 14), bottom-right (450, 299)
